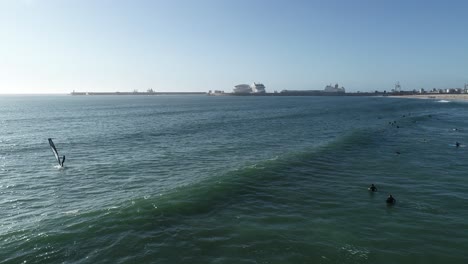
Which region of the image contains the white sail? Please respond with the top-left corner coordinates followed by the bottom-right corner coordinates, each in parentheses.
top-left (48, 138), bottom-right (63, 166)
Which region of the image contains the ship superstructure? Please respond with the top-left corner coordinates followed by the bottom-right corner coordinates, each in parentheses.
top-left (233, 82), bottom-right (266, 94)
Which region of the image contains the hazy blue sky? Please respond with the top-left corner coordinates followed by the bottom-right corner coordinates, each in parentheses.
top-left (1, 0), bottom-right (467, 94)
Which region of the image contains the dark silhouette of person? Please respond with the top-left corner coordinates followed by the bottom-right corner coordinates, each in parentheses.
top-left (386, 194), bottom-right (396, 204)
top-left (369, 184), bottom-right (377, 192)
top-left (455, 142), bottom-right (460, 148)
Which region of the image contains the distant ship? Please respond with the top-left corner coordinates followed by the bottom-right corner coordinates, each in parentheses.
top-left (233, 82), bottom-right (266, 94)
top-left (251, 83), bottom-right (266, 93)
top-left (324, 84), bottom-right (345, 93)
top-left (233, 84), bottom-right (252, 94)
top-left (280, 83), bottom-right (346, 95)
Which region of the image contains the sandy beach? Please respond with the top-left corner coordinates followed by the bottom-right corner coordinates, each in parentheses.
top-left (390, 94), bottom-right (468, 101)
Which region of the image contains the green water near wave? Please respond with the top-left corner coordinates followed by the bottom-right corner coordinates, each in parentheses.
top-left (1, 96), bottom-right (468, 263)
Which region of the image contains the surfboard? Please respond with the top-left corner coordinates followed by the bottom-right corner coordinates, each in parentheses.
top-left (449, 143), bottom-right (465, 148)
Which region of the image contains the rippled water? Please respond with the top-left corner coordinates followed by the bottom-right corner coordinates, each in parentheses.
top-left (1, 95), bottom-right (467, 263)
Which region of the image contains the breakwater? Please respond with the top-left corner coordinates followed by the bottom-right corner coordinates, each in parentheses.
top-left (71, 91), bottom-right (207, 96)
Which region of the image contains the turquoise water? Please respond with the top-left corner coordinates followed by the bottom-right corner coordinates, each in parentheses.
top-left (1, 95), bottom-right (467, 263)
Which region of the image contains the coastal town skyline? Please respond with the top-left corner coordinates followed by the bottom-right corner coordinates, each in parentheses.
top-left (1, 0), bottom-right (467, 94)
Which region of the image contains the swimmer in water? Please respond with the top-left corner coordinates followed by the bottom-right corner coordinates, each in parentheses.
top-left (386, 194), bottom-right (396, 204)
top-left (456, 142), bottom-right (460, 147)
top-left (368, 184), bottom-right (377, 192)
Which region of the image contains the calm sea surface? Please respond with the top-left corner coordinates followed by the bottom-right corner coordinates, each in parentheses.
top-left (1, 95), bottom-right (467, 263)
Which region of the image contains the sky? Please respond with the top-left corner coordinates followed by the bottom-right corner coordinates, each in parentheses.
top-left (0, 0), bottom-right (467, 94)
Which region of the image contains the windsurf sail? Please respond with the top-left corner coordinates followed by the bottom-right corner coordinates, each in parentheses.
top-left (48, 138), bottom-right (64, 167)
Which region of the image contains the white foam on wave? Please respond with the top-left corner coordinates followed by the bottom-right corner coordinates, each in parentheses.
top-left (268, 156), bottom-right (279, 161)
top-left (340, 244), bottom-right (370, 260)
top-left (63, 209), bottom-right (79, 215)
top-left (437, 100), bottom-right (450, 103)
top-left (450, 144), bottom-right (466, 148)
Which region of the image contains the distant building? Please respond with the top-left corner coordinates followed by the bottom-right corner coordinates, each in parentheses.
top-left (208, 90), bottom-right (225, 96)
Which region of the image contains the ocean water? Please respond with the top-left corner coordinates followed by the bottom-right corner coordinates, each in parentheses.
top-left (1, 95), bottom-right (467, 263)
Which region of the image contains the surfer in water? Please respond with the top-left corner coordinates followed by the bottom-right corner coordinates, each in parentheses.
top-left (368, 184), bottom-right (377, 192)
top-left (386, 194), bottom-right (396, 205)
top-left (455, 142), bottom-right (460, 148)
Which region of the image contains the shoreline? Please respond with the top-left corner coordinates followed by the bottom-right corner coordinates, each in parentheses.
top-left (389, 94), bottom-right (468, 101)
